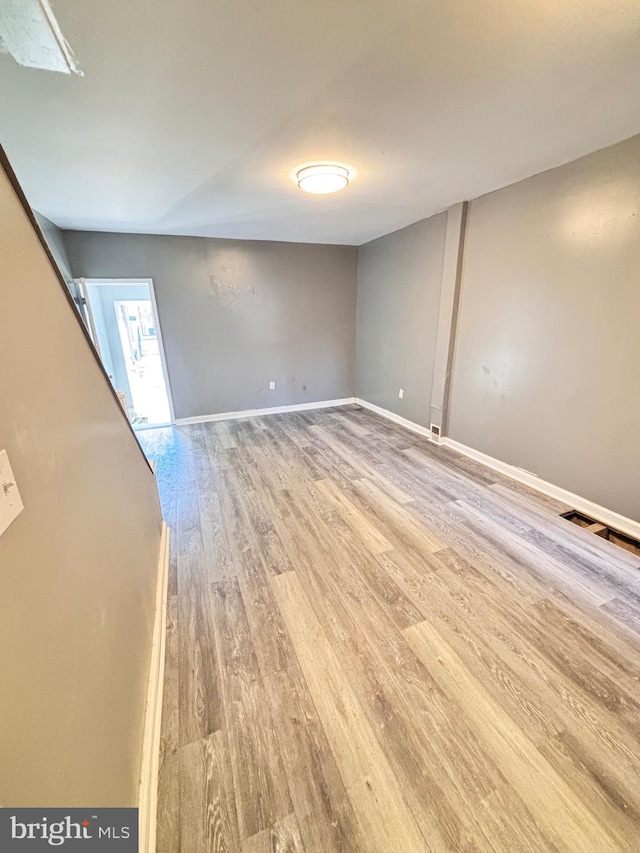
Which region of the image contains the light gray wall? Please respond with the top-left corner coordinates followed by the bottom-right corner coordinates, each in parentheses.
top-left (356, 214), bottom-right (447, 426)
top-left (449, 134), bottom-right (640, 521)
top-left (0, 165), bottom-right (163, 805)
top-left (65, 233), bottom-right (357, 420)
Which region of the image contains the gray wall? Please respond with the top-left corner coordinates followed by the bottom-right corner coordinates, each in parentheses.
top-left (65, 233), bottom-right (357, 420)
top-left (450, 134), bottom-right (640, 521)
top-left (356, 214), bottom-right (447, 426)
top-left (0, 167), bottom-right (163, 805)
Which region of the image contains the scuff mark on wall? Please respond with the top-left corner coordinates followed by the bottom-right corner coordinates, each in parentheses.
top-left (208, 265), bottom-right (255, 308)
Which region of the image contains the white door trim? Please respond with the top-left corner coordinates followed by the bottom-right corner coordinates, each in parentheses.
top-left (77, 278), bottom-right (176, 425)
top-left (76, 277), bottom-right (102, 359)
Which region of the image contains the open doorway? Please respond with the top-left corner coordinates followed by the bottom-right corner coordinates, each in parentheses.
top-left (77, 278), bottom-right (174, 428)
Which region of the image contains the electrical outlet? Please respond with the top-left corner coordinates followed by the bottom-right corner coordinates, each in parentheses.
top-left (269, 380), bottom-right (276, 390)
top-left (398, 388), bottom-right (404, 399)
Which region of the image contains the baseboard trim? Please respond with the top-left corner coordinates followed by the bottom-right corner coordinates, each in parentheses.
top-left (355, 398), bottom-right (433, 439)
top-left (139, 522), bottom-right (170, 853)
top-left (443, 437), bottom-right (640, 541)
top-left (355, 397), bottom-right (640, 540)
top-left (175, 397), bottom-right (356, 426)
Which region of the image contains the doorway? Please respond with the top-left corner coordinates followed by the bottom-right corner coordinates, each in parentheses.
top-left (78, 278), bottom-right (174, 428)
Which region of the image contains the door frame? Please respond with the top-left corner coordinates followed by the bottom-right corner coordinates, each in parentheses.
top-left (76, 278), bottom-right (102, 357)
top-left (75, 277), bottom-right (176, 426)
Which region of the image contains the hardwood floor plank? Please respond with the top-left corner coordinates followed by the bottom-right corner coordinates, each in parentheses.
top-left (530, 596), bottom-right (640, 712)
top-left (488, 479), bottom-right (574, 517)
top-left (350, 476), bottom-right (445, 554)
top-left (177, 486), bottom-right (223, 746)
top-left (404, 618), bottom-right (625, 852)
top-left (326, 408), bottom-right (374, 439)
top-left (456, 489), bottom-right (640, 594)
top-left (314, 477), bottom-right (393, 555)
top-left (211, 577), bottom-right (293, 841)
top-left (537, 729), bottom-right (640, 849)
top-left (241, 813), bottom-right (304, 853)
top-left (157, 594), bottom-right (179, 853)
top-left (234, 483), bottom-right (296, 577)
top-left (268, 504), bottom-right (506, 850)
top-left (601, 596), bottom-right (640, 643)
top-left (311, 422), bottom-right (419, 506)
top-left (271, 570), bottom-right (431, 853)
top-left (349, 407), bottom-right (422, 449)
top-left (471, 780), bottom-right (559, 853)
top-left (263, 664), bottom-right (361, 853)
top-left (198, 486), bottom-right (236, 584)
top-left (393, 560), bottom-right (565, 743)
top-left (180, 730), bottom-right (240, 853)
top-left (449, 499), bottom-right (614, 607)
top-left (393, 550), bottom-right (640, 844)
top-left (307, 434), bottom-right (365, 485)
top-left (235, 537), bottom-right (295, 678)
top-left (308, 424), bottom-right (391, 485)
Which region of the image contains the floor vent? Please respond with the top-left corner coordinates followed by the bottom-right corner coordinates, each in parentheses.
top-left (560, 510), bottom-right (640, 557)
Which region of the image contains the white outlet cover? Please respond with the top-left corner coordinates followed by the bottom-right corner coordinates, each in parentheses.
top-left (398, 388), bottom-right (404, 399)
top-left (0, 449), bottom-right (24, 536)
top-left (269, 381), bottom-right (276, 390)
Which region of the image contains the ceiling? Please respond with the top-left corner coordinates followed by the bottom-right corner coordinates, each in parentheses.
top-left (1, 0), bottom-right (640, 246)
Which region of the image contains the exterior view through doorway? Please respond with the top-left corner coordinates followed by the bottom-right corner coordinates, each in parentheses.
top-left (77, 278), bottom-right (174, 429)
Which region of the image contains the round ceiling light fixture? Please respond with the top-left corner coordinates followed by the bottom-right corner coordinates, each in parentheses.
top-left (296, 163), bottom-right (351, 194)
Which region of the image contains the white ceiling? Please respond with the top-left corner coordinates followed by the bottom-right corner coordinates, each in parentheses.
top-left (1, 0), bottom-right (640, 245)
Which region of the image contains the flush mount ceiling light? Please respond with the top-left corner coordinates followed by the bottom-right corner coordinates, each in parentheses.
top-left (296, 163), bottom-right (351, 194)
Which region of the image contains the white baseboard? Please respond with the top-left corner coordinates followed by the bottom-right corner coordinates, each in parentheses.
top-left (175, 397), bottom-right (356, 426)
top-left (355, 398), bottom-right (433, 439)
top-left (442, 438), bottom-right (640, 541)
top-left (139, 522), bottom-right (170, 853)
top-left (355, 397), bottom-right (640, 541)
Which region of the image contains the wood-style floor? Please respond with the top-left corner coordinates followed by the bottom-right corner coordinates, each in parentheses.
top-left (139, 405), bottom-right (640, 853)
